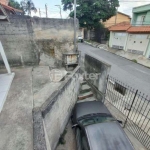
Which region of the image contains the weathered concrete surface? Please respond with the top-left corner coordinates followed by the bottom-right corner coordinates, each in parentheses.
top-left (33, 108), bottom-right (47, 150)
top-left (84, 54), bottom-right (111, 95)
top-left (0, 67), bottom-right (33, 150)
top-left (56, 121), bottom-right (77, 150)
top-left (0, 16), bottom-right (78, 67)
top-left (39, 53), bottom-right (56, 67)
top-left (0, 17), bottom-right (39, 66)
top-left (33, 18), bottom-right (77, 67)
top-left (32, 66), bottom-right (51, 93)
top-left (40, 67), bottom-right (80, 150)
top-left (33, 82), bottom-right (61, 108)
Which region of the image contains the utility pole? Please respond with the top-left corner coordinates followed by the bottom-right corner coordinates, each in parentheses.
top-left (55, 5), bottom-right (62, 19)
top-left (115, 7), bottom-right (118, 25)
top-left (59, 6), bottom-right (62, 19)
top-left (39, 8), bottom-right (41, 17)
top-left (74, 0), bottom-right (77, 51)
top-left (45, 4), bottom-right (48, 18)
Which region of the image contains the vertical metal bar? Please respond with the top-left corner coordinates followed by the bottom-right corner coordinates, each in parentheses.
top-left (123, 90), bottom-right (138, 128)
top-left (131, 93), bottom-right (145, 137)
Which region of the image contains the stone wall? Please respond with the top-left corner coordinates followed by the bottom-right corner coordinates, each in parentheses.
top-left (33, 66), bottom-right (80, 150)
top-left (0, 16), bottom-right (77, 66)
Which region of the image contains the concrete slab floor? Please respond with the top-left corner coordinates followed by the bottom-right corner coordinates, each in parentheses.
top-left (0, 66), bottom-right (70, 150)
top-left (32, 66), bottom-right (51, 93)
top-left (0, 67), bottom-right (33, 150)
top-left (56, 121), bottom-right (77, 150)
top-left (0, 73), bottom-right (15, 112)
top-left (33, 81), bottom-right (61, 108)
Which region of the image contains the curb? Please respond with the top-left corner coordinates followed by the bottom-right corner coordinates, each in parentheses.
top-left (83, 41), bottom-right (150, 70)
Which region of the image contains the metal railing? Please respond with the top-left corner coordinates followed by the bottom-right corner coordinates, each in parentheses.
top-left (105, 76), bottom-right (150, 150)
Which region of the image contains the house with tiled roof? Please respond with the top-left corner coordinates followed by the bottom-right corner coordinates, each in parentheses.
top-left (109, 4), bottom-right (150, 59)
top-left (103, 11), bottom-right (131, 28)
top-left (0, 0), bottom-right (23, 20)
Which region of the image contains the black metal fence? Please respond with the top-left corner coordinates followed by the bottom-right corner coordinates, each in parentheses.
top-left (105, 76), bottom-right (150, 150)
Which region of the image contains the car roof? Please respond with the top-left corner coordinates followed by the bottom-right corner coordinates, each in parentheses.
top-left (75, 101), bottom-right (111, 119)
top-left (85, 122), bottom-right (134, 150)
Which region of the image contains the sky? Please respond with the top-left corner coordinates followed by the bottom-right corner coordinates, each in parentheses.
top-left (17, 0), bottom-right (70, 18)
top-left (17, 0), bottom-right (150, 18)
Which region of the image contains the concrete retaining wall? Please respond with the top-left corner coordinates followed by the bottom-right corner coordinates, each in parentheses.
top-left (33, 66), bottom-right (80, 150)
top-left (33, 18), bottom-right (78, 66)
top-left (0, 16), bottom-right (78, 66)
top-left (0, 16), bottom-right (39, 66)
top-left (84, 54), bottom-right (111, 100)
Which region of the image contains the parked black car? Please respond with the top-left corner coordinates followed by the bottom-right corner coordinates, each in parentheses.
top-left (71, 101), bottom-right (134, 150)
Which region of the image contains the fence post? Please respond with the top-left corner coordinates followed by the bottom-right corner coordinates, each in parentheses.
top-left (123, 90), bottom-right (138, 128)
top-left (104, 75), bottom-right (109, 103)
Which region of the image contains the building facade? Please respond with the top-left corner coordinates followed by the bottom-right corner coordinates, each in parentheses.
top-left (109, 4), bottom-right (150, 59)
top-left (103, 11), bottom-right (131, 28)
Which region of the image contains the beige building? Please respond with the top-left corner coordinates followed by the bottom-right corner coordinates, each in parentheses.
top-left (103, 11), bottom-right (131, 28)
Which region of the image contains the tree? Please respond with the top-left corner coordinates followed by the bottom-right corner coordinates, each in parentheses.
top-left (62, 0), bottom-right (119, 29)
top-left (20, 0), bottom-right (37, 16)
top-left (8, 0), bottom-right (23, 10)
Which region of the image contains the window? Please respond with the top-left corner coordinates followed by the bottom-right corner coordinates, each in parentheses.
top-left (114, 82), bottom-right (127, 95)
top-left (136, 15), bottom-right (146, 25)
top-left (141, 16), bottom-right (145, 25)
top-left (79, 116), bottom-right (115, 126)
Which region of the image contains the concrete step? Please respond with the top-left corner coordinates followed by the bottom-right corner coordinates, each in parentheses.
top-left (80, 84), bottom-right (92, 94)
top-left (80, 81), bottom-right (87, 85)
top-left (77, 96), bottom-right (96, 103)
top-left (81, 84), bottom-right (91, 91)
top-left (78, 91), bottom-right (93, 100)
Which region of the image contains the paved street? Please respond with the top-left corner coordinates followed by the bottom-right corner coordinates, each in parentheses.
top-left (78, 43), bottom-right (150, 96)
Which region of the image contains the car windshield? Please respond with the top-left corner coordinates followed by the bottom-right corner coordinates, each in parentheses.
top-left (79, 116), bottom-right (115, 126)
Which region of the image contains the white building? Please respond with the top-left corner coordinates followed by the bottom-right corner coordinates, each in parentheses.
top-left (109, 4), bottom-right (150, 59)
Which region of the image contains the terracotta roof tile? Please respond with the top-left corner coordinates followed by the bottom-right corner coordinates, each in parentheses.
top-left (109, 22), bottom-right (131, 31)
top-left (1, 3), bottom-right (23, 13)
top-left (127, 26), bottom-right (150, 33)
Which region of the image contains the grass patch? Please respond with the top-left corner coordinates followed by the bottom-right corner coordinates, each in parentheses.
top-left (132, 59), bottom-right (138, 63)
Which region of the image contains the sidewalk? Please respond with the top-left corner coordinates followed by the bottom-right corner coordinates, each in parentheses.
top-left (84, 40), bottom-right (150, 68)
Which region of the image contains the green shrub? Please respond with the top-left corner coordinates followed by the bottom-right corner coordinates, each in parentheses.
top-left (58, 129), bottom-right (67, 145)
top-left (132, 59), bottom-right (138, 63)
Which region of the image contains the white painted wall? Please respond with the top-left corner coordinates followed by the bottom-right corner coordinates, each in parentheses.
top-left (78, 28), bottom-right (84, 38)
top-left (111, 32), bottom-right (128, 49)
top-left (126, 34), bottom-right (150, 55)
top-left (109, 31), bottom-right (113, 47)
top-left (145, 40), bottom-right (150, 58)
top-left (0, 41), bottom-right (11, 74)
